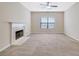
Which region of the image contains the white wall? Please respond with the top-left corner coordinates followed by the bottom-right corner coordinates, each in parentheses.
top-left (0, 2), bottom-right (31, 51)
top-left (64, 3), bottom-right (79, 41)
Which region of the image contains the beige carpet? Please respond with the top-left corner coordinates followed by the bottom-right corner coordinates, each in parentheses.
top-left (0, 34), bottom-right (79, 56)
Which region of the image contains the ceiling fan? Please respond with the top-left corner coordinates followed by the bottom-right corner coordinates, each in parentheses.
top-left (40, 2), bottom-right (58, 8)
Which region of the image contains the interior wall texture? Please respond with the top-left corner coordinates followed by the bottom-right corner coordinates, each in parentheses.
top-left (0, 2), bottom-right (31, 51)
top-left (31, 12), bottom-right (64, 33)
top-left (64, 3), bottom-right (79, 41)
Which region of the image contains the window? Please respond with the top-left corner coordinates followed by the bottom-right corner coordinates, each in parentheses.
top-left (48, 17), bottom-right (55, 29)
top-left (40, 16), bottom-right (55, 29)
top-left (40, 17), bottom-right (47, 29)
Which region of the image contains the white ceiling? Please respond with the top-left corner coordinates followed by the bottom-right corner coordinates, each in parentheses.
top-left (20, 2), bottom-right (76, 12)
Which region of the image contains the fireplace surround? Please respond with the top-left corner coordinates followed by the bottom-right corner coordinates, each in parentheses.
top-left (10, 23), bottom-right (26, 45)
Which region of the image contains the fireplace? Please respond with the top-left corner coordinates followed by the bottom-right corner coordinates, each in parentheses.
top-left (16, 30), bottom-right (24, 40)
top-left (10, 23), bottom-right (26, 45)
top-left (10, 23), bottom-right (30, 45)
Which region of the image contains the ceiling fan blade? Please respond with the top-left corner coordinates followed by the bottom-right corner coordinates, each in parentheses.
top-left (50, 5), bottom-right (58, 7)
top-left (40, 4), bottom-right (47, 6)
top-left (40, 2), bottom-right (50, 6)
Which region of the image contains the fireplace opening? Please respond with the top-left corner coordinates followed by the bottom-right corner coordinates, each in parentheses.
top-left (15, 30), bottom-right (24, 40)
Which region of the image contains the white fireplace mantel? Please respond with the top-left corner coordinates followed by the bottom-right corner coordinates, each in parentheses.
top-left (10, 22), bottom-right (30, 45)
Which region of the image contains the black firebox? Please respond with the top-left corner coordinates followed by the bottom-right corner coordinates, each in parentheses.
top-left (15, 30), bottom-right (24, 40)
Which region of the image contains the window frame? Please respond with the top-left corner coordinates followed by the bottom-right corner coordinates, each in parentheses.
top-left (40, 16), bottom-right (55, 29)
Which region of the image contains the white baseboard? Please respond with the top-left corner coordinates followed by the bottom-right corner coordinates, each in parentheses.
top-left (64, 32), bottom-right (79, 41)
top-left (31, 32), bottom-right (64, 34)
top-left (0, 44), bottom-right (10, 52)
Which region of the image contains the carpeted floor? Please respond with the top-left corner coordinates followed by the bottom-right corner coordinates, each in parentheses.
top-left (0, 34), bottom-right (79, 56)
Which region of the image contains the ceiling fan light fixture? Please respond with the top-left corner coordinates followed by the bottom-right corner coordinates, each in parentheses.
top-left (46, 6), bottom-right (51, 8)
